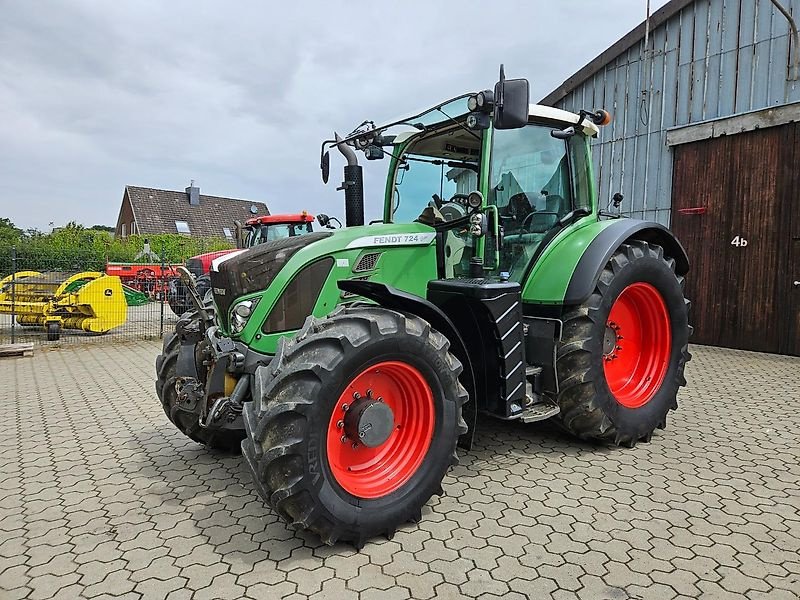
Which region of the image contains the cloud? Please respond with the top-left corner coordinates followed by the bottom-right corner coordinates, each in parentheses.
top-left (0, 0), bottom-right (668, 230)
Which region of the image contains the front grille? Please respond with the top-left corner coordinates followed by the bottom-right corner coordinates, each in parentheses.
top-left (353, 252), bottom-right (382, 273)
top-left (211, 231), bottom-right (332, 330)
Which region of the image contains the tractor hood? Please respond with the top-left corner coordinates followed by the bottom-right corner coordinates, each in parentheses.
top-left (210, 221), bottom-right (438, 336)
top-left (210, 232), bottom-right (333, 328)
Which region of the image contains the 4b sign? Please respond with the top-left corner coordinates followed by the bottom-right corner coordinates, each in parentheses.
top-left (730, 235), bottom-right (749, 247)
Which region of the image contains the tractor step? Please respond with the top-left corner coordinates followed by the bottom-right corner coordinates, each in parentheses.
top-left (518, 399), bottom-right (560, 423)
top-left (525, 365), bottom-right (543, 378)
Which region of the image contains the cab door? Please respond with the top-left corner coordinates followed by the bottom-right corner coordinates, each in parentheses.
top-left (485, 123), bottom-right (593, 279)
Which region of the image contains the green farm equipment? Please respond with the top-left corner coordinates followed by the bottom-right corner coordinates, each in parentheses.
top-left (155, 67), bottom-right (691, 547)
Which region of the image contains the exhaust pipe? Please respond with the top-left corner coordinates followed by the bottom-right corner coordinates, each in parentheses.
top-left (335, 133), bottom-right (364, 227)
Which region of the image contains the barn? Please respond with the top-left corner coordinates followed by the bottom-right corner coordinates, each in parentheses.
top-left (542, 0), bottom-right (800, 356)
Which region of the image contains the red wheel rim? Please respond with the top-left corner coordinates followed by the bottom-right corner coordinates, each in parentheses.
top-left (326, 361), bottom-right (435, 499)
top-left (602, 283), bottom-right (672, 409)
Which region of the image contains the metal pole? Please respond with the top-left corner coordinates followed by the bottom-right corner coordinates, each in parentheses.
top-left (159, 241), bottom-right (165, 338)
top-left (10, 246), bottom-right (16, 344)
top-left (770, 0), bottom-right (800, 81)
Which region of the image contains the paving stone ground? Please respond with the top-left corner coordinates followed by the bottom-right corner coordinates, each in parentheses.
top-left (1, 341), bottom-right (798, 599)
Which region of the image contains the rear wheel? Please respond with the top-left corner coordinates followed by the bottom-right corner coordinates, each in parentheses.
top-left (241, 306), bottom-right (468, 547)
top-left (155, 309), bottom-right (243, 451)
top-left (555, 240), bottom-right (691, 445)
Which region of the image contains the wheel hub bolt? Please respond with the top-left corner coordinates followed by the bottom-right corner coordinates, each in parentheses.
top-left (340, 435), bottom-right (348, 443)
top-left (341, 403), bottom-right (349, 412)
top-left (352, 442), bottom-right (358, 449)
top-left (336, 420), bottom-right (344, 429)
top-left (353, 391), bottom-right (361, 400)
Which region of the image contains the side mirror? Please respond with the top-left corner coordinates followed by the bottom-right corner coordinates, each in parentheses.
top-left (321, 151), bottom-right (330, 184)
top-left (493, 65), bottom-right (529, 130)
top-left (317, 213), bottom-right (331, 228)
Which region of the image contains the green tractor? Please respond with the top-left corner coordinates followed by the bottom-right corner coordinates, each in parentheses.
top-left (156, 67), bottom-right (691, 547)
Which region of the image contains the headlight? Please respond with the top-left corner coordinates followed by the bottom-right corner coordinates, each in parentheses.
top-left (230, 298), bottom-right (259, 335)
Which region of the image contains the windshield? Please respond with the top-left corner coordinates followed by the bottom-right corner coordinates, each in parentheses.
top-left (391, 124), bottom-right (482, 224)
top-left (245, 222), bottom-right (312, 247)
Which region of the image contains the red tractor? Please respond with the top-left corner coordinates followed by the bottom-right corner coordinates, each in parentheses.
top-left (167, 212), bottom-right (317, 315)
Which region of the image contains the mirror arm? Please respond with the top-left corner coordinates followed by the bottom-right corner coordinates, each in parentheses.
top-left (483, 205), bottom-right (501, 270)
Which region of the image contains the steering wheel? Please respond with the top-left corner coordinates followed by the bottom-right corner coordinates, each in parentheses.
top-left (521, 211), bottom-right (560, 233)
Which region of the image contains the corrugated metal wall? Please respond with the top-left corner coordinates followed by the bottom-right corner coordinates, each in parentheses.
top-left (554, 0), bottom-right (800, 225)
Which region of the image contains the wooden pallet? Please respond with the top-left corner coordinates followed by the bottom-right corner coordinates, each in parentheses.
top-left (0, 343), bottom-right (34, 358)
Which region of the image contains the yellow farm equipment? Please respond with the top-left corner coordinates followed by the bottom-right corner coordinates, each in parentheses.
top-left (0, 271), bottom-right (127, 341)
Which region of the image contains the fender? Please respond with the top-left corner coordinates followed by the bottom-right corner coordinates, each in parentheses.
top-left (564, 219), bottom-right (689, 305)
top-left (337, 279), bottom-right (477, 450)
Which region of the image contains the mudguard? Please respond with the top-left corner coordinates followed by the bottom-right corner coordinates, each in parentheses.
top-left (564, 220), bottom-right (689, 306)
top-left (337, 280), bottom-right (477, 450)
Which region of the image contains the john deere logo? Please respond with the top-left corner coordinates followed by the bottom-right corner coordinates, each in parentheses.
top-left (104, 289), bottom-right (112, 296)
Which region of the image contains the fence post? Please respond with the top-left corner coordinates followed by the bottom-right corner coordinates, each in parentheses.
top-left (159, 241), bottom-right (165, 338)
top-left (10, 246), bottom-right (16, 344)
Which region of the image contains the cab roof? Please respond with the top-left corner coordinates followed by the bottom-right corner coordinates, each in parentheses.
top-left (392, 104), bottom-right (599, 145)
top-left (245, 212), bottom-right (314, 226)
top-left (528, 104), bottom-right (600, 136)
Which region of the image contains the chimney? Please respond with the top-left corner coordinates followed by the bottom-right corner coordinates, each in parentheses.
top-left (186, 180), bottom-right (200, 206)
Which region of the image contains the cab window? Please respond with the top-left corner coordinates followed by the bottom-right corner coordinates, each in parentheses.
top-left (391, 125), bottom-right (482, 224)
top-left (489, 124), bottom-right (574, 279)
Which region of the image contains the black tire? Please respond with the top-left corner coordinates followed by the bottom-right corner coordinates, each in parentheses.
top-left (167, 275), bottom-right (211, 317)
top-left (555, 240), bottom-right (691, 446)
top-left (241, 306), bottom-right (468, 547)
top-left (155, 310), bottom-right (243, 451)
top-left (46, 322), bottom-right (61, 341)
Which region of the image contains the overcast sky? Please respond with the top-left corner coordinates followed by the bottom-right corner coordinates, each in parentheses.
top-left (0, 0), bottom-right (667, 231)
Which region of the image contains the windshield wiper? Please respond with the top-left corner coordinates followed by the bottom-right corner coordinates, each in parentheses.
top-left (404, 155), bottom-right (479, 172)
top-left (436, 107), bottom-right (481, 142)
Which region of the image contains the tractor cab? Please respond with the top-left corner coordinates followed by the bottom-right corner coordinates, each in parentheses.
top-left (370, 100), bottom-right (601, 281)
top-left (240, 212), bottom-right (315, 247)
top-left (320, 72), bottom-right (607, 288)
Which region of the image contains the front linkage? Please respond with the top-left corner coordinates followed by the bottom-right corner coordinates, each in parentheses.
top-left (155, 270), bottom-right (264, 450)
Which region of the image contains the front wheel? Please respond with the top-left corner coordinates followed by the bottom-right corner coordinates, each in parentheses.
top-left (555, 240), bottom-right (691, 445)
top-left (241, 306), bottom-right (468, 547)
top-left (155, 309), bottom-right (243, 451)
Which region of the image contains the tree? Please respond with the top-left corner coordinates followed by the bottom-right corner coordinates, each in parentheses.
top-left (0, 217), bottom-right (22, 245)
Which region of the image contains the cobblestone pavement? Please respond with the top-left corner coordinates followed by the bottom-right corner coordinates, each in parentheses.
top-left (1, 342), bottom-right (798, 599)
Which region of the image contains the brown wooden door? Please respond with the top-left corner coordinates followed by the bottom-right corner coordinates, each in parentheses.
top-left (785, 122), bottom-right (800, 355)
top-left (671, 123), bottom-right (798, 356)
